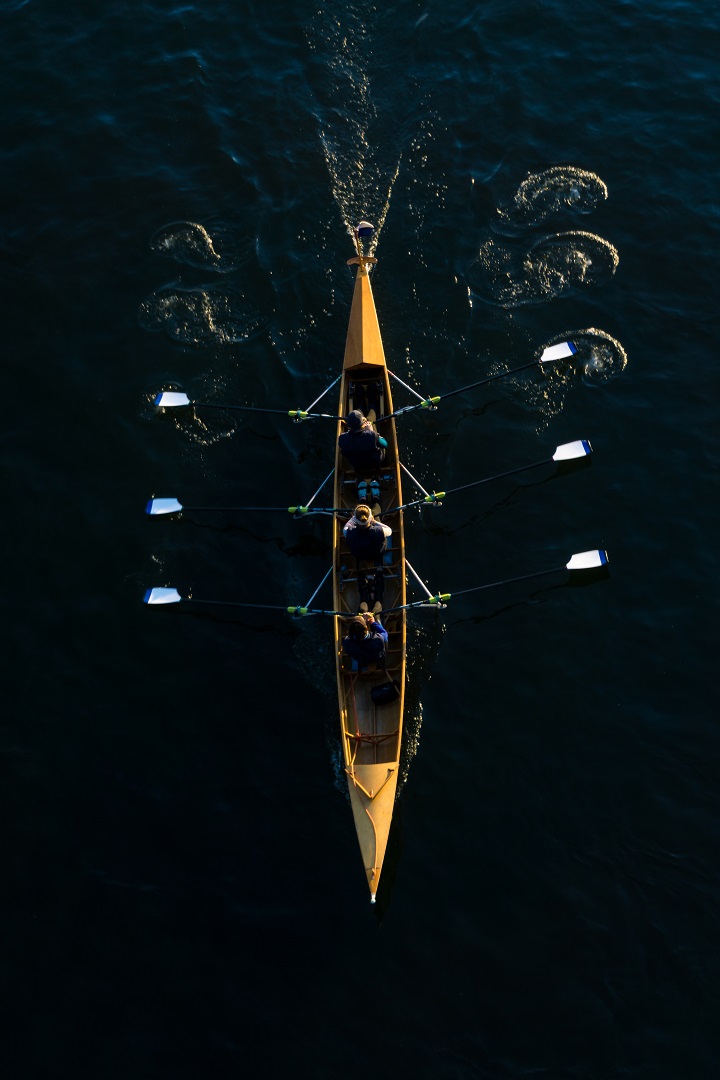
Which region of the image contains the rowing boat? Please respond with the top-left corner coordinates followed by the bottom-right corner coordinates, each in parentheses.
top-left (333, 247), bottom-right (406, 903)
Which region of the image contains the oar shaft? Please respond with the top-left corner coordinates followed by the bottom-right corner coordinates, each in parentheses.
top-left (150, 592), bottom-right (345, 615)
top-left (182, 506), bottom-right (293, 513)
top-left (442, 456), bottom-right (551, 497)
top-left (183, 599), bottom-right (292, 610)
top-left (182, 505), bottom-right (345, 514)
top-left (433, 359), bottom-right (539, 405)
top-left (194, 402), bottom-right (289, 415)
top-left (391, 458), bottom-right (551, 513)
top-left (383, 562), bottom-right (572, 611)
top-left (379, 356), bottom-right (561, 421)
top-left (449, 566), bottom-right (561, 598)
top-left (193, 402), bottom-right (343, 420)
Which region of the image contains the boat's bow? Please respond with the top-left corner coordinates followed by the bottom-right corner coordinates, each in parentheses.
top-left (343, 255), bottom-right (385, 370)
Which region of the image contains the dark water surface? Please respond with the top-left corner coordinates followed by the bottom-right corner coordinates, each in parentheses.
top-left (3, 0), bottom-right (718, 1076)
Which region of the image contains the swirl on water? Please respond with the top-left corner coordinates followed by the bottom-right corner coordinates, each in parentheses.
top-left (486, 326), bottom-right (627, 433)
top-left (139, 285), bottom-right (267, 347)
top-left (150, 222), bottom-right (251, 273)
top-left (471, 230), bottom-right (618, 307)
top-left (545, 328), bottom-right (628, 385)
top-left (526, 230), bottom-right (619, 296)
top-left (498, 166), bottom-right (608, 228)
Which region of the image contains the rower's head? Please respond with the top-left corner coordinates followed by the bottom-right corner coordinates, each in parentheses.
top-left (347, 615), bottom-right (369, 640)
top-left (345, 409), bottom-right (366, 432)
top-left (353, 504), bottom-right (373, 528)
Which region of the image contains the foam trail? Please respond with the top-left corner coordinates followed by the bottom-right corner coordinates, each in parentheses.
top-left (309, 6), bottom-right (404, 250)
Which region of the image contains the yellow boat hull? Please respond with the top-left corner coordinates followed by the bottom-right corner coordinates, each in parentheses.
top-left (332, 258), bottom-right (406, 902)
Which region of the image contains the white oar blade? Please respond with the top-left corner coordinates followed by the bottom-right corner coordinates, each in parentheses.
top-left (144, 587), bottom-right (182, 605)
top-left (540, 341), bottom-right (577, 364)
top-left (146, 497), bottom-right (183, 516)
top-left (566, 550), bottom-right (608, 571)
top-left (553, 439), bottom-right (592, 462)
top-left (155, 391), bottom-right (191, 408)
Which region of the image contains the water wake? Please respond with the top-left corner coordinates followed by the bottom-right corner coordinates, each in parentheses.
top-left (307, 5), bottom-right (409, 249)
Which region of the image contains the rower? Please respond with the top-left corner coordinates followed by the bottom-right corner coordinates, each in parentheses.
top-left (338, 410), bottom-right (387, 498)
top-left (343, 504), bottom-right (391, 613)
top-left (342, 613), bottom-right (388, 666)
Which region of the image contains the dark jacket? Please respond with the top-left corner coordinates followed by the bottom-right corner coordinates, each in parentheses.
top-left (338, 427), bottom-right (386, 470)
top-left (342, 623), bottom-right (388, 665)
top-left (343, 519), bottom-right (388, 560)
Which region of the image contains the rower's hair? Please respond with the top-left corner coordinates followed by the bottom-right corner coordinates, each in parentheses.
top-left (354, 504), bottom-right (372, 524)
top-left (347, 616), bottom-right (368, 639)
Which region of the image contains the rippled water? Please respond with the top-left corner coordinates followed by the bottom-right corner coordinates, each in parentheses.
top-left (4, 0), bottom-right (718, 1076)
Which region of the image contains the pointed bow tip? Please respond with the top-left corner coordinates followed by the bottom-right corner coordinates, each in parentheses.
top-left (370, 893), bottom-right (377, 904)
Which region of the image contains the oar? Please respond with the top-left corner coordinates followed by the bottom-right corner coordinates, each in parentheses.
top-left (145, 498), bottom-right (346, 517)
top-left (379, 341), bottom-right (578, 421)
top-left (154, 390), bottom-right (343, 422)
top-left (390, 439), bottom-right (592, 512)
top-left (383, 549), bottom-right (609, 612)
top-left (143, 588), bottom-right (344, 616)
